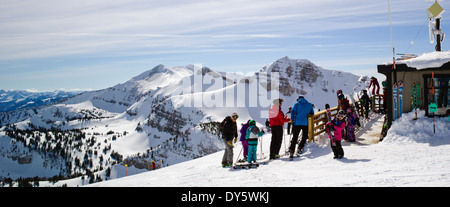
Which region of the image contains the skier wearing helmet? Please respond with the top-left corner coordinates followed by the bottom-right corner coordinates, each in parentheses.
top-left (245, 120), bottom-right (265, 164)
top-left (220, 112), bottom-right (239, 167)
top-left (327, 110), bottom-right (346, 159)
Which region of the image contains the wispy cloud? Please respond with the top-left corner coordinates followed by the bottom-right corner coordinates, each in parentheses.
top-left (0, 0), bottom-right (447, 90)
top-left (0, 0), bottom-right (433, 61)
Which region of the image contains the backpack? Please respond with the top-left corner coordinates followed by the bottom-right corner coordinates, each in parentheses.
top-left (250, 125), bottom-right (260, 135)
top-left (247, 126), bottom-right (260, 142)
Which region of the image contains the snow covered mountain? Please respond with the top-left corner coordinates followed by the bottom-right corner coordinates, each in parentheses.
top-left (0, 90), bottom-right (81, 112)
top-left (258, 56), bottom-right (367, 111)
top-left (0, 57), bottom-right (369, 186)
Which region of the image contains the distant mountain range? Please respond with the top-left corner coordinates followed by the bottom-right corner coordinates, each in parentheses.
top-left (0, 90), bottom-right (82, 112)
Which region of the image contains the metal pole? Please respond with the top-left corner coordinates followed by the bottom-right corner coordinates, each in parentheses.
top-left (436, 18), bottom-right (442, 51)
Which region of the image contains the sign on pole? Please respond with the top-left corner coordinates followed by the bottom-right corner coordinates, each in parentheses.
top-left (428, 1), bottom-right (445, 19)
top-left (429, 103), bottom-right (438, 113)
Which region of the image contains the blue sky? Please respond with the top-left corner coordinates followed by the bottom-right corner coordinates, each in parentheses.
top-left (1, 0), bottom-right (449, 91)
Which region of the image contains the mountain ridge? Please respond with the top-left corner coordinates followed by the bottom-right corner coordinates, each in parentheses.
top-left (0, 90), bottom-right (82, 112)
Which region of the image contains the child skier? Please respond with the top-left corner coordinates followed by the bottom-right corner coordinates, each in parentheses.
top-left (327, 110), bottom-right (346, 159)
top-left (245, 120), bottom-right (265, 164)
top-left (239, 120), bottom-right (251, 162)
top-left (346, 108), bottom-right (357, 142)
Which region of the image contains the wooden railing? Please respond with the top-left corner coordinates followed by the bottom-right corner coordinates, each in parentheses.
top-left (306, 95), bottom-right (383, 142)
top-left (371, 94), bottom-right (383, 112)
top-left (307, 106), bottom-right (338, 142)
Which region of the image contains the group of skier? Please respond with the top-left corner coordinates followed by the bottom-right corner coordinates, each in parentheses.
top-left (220, 78), bottom-right (382, 167)
top-left (220, 96), bottom-right (315, 167)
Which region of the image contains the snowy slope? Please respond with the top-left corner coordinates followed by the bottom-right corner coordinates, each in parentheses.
top-left (87, 111), bottom-right (450, 187)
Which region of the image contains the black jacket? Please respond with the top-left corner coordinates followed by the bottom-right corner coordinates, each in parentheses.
top-left (220, 116), bottom-right (238, 141)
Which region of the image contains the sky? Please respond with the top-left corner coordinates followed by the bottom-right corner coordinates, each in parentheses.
top-left (1, 0), bottom-right (449, 92)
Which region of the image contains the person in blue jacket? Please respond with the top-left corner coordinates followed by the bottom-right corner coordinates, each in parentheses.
top-left (289, 96), bottom-right (314, 158)
top-left (245, 120), bottom-right (265, 164)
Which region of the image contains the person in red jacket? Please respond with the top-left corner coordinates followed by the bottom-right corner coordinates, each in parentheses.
top-left (369, 76), bottom-right (380, 95)
top-left (152, 160), bottom-right (156, 170)
top-left (268, 98), bottom-right (290, 159)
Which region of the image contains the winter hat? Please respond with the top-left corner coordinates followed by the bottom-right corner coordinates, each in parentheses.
top-left (273, 98), bottom-right (284, 105)
top-left (231, 112), bottom-right (238, 119)
top-left (248, 120), bottom-right (256, 126)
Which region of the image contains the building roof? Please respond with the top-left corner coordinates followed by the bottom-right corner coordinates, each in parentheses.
top-left (381, 50), bottom-right (450, 70)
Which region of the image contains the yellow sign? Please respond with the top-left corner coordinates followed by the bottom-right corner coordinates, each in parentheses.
top-left (428, 1), bottom-right (445, 18)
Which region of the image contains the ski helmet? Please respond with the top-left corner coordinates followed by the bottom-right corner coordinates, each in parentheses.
top-left (231, 112), bottom-right (239, 120)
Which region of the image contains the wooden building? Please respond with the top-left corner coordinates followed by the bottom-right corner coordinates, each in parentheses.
top-left (377, 51), bottom-right (450, 128)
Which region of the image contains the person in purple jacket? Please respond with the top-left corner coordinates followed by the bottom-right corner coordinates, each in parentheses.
top-left (239, 120), bottom-right (251, 161)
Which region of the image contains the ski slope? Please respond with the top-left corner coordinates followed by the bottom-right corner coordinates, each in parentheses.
top-left (87, 110), bottom-right (450, 187)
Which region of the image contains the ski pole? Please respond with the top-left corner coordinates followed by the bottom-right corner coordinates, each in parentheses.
top-left (286, 130), bottom-right (293, 156)
top-left (235, 147), bottom-right (243, 165)
top-left (261, 133), bottom-right (264, 157)
top-left (283, 129), bottom-right (287, 156)
top-left (259, 136), bottom-right (262, 159)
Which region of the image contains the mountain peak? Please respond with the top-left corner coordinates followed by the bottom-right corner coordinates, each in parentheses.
top-left (261, 57), bottom-right (317, 73)
top-left (261, 56), bottom-right (323, 84)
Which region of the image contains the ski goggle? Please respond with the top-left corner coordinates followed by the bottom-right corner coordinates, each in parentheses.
top-left (232, 115), bottom-right (239, 119)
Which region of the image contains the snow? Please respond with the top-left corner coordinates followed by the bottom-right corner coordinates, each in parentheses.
top-left (389, 50), bottom-right (450, 69)
top-left (88, 111), bottom-right (450, 187)
top-left (0, 136), bottom-right (62, 179)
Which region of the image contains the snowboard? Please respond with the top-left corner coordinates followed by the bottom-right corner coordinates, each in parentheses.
top-left (398, 81), bottom-right (403, 118)
top-left (393, 83), bottom-right (398, 120)
top-left (412, 81), bottom-right (418, 120)
top-left (416, 83), bottom-right (420, 107)
top-left (349, 92), bottom-right (363, 128)
top-left (380, 115), bottom-right (388, 140)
